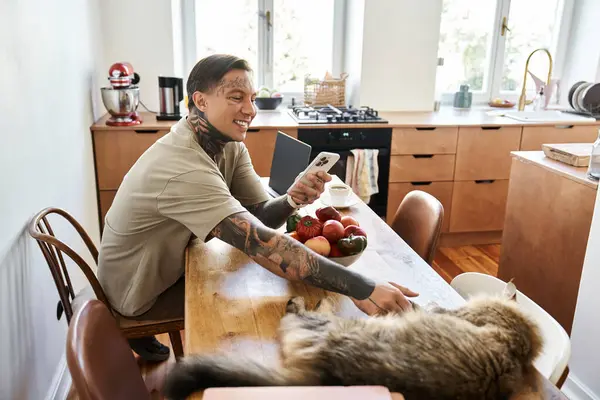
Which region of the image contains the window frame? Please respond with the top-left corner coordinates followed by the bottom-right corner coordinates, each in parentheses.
top-left (180, 0), bottom-right (346, 107)
top-left (438, 0), bottom-right (574, 106)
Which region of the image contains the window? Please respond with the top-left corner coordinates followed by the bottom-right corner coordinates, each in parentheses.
top-left (189, 0), bottom-right (340, 100)
top-left (437, 0), bottom-right (573, 104)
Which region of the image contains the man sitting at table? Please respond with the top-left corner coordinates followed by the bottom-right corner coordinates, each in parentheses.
top-left (97, 54), bottom-right (418, 361)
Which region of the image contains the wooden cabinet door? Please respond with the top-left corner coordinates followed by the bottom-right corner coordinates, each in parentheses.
top-left (449, 180), bottom-right (509, 232)
top-left (244, 128), bottom-right (297, 177)
top-left (520, 125), bottom-right (598, 151)
top-left (93, 129), bottom-right (168, 190)
top-left (98, 190), bottom-right (117, 232)
top-left (389, 155), bottom-right (455, 182)
top-left (454, 127), bottom-right (522, 180)
top-left (391, 127), bottom-right (458, 155)
top-left (387, 182), bottom-right (454, 232)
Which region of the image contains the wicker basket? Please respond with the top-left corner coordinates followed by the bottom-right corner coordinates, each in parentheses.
top-left (304, 73), bottom-right (349, 107)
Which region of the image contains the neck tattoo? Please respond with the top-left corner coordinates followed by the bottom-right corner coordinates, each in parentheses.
top-left (187, 108), bottom-right (233, 161)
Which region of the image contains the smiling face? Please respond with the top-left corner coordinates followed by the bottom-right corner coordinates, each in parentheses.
top-left (192, 69), bottom-right (257, 142)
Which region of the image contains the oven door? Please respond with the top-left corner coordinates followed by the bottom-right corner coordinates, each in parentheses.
top-left (308, 149), bottom-right (390, 217)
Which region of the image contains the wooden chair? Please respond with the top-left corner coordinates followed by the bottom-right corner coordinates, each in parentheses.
top-left (28, 207), bottom-right (184, 358)
top-left (389, 190), bottom-right (444, 265)
top-left (67, 299), bottom-right (160, 400)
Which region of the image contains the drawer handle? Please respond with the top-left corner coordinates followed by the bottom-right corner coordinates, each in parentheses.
top-left (247, 128), bottom-right (260, 132)
top-left (475, 180), bottom-right (495, 184)
top-left (415, 127), bottom-right (436, 131)
top-left (410, 181), bottom-right (433, 186)
top-left (412, 154), bottom-right (434, 159)
top-left (134, 129), bottom-right (159, 134)
top-left (481, 126), bottom-right (501, 130)
top-left (554, 125), bottom-right (574, 129)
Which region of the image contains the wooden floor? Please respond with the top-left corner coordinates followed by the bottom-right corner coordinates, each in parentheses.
top-left (67, 245), bottom-right (500, 398)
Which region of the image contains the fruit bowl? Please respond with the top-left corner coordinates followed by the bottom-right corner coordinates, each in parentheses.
top-left (255, 97), bottom-right (283, 110)
top-left (329, 250), bottom-right (365, 267)
top-left (286, 207), bottom-right (368, 268)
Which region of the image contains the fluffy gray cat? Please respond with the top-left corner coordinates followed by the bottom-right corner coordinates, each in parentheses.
top-left (164, 294), bottom-right (543, 400)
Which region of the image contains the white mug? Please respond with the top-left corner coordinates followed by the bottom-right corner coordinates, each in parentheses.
top-left (328, 183), bottom-right (352, 204)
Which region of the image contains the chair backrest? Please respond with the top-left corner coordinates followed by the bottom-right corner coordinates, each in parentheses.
top-left (28, 207), bottom-right (109, 323)
top-left (390, 191), bottom-right (444, 265)
top-left (450, 272), bottom-right (571, 385)
top-left (67, 299), bottom-right (151, 400)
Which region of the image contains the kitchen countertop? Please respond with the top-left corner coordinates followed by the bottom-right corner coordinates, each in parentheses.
top-left (511, 151), bottom-right (599, 189)
top-left (91, 108), bottom-right (600, 131)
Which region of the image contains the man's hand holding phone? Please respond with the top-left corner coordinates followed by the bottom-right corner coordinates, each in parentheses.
top-left (287, 170), bottom-right (332, 206)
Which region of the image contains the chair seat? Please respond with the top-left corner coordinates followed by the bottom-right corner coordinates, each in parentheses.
top-left (115, 278), bottom-right (185, 338)
top-left (73, 279), bottom-right (185, 338)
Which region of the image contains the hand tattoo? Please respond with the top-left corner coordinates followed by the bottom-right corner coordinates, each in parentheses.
top-left (245, 195), bottom-right (294, 229)
top-left (210, 211), bottom-right (376, 299)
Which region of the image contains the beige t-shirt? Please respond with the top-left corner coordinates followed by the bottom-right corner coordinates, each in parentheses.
top-left (97, 118), bottom-right (270, 317)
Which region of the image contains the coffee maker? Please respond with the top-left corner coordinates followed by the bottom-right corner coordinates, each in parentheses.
top-left (157, 76), bottom-right (184, 120)
top-left (100, 62), bottom-right (143, 126)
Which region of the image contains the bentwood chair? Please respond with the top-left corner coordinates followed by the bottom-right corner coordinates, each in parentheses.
top-left (28, 207), bottom-right (184, 358)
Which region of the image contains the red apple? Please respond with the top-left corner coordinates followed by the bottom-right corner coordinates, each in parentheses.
top-left (329, 243), bottom-right (344, 257)
top-left (322, 220), bottom-right (345, 243)
top-left (304, 236), bottom-right (331, 257)
top-left (341, 215), bottom-right (359, 228)
top-left (344, 225), bottom-right (367, 238)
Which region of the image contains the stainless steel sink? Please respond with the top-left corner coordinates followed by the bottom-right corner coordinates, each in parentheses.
top-left (501, 110), bottom-right (595, 123)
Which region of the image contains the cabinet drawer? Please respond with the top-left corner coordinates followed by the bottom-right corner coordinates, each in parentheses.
top-left (391, 127), bottom-right (458, 155)
top-left (98, 190), bottom-right (117, 230)
top-left (244, 128), bottom-right (298, 177)
top-left (387, 182), bottom-right (453, 232)
top-left (389, 155), bottom-right (455, 182)
top-left (454, 126), bottom-right (522, 180)
top-left (93, 129), bottom-right (168, 190)
top-left (449, 180), bottom-right (509, 232)
top-left (520, 125), bottom-right (598, 151)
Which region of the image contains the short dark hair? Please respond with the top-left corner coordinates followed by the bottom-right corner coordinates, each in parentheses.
top-left (186, 54), bottom-right (252, 110)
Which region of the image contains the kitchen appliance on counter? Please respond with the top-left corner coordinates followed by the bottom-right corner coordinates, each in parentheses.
top-left (100, 62), bottom-right (142, 126)
top-left (289, 104), bottom-right (388, 124)
top-left (157, 76), bottom-right (184, 120)
top-left (298, 127), bottom-right (392, 217)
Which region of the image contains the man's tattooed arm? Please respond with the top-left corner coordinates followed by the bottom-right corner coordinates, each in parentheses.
top-left (210, 211), bottom-right (376, 299)
top-left (245, 195), bottom-right (295, 229)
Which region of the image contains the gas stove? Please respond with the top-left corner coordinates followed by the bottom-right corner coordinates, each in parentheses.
top-left (289, 105), bottom-right (388, 124)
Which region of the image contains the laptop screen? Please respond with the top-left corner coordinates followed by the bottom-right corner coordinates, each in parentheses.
top-left (268, 131), bottom-right (312, 196)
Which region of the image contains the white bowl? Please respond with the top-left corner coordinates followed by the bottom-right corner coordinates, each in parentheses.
top-left (329, 249), bottom-right (365, 267)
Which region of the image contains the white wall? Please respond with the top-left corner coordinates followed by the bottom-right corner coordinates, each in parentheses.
top-left (0, 0), bottom-right (104, 398)
top-left (563, 187), bottom-right (600, 400)
top-left (343, 0), bottom-right (365, 107)
top-left (98, 0), bottom-right (176, 113)
top-left (559, 0), bottom-right (600, 105)
top-left (343, 0), bottom-right (442, 111)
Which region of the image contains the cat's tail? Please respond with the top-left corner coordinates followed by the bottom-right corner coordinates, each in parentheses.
top-left (163, 354), bottom-right (294, 399)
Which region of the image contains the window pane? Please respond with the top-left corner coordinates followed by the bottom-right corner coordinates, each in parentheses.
top-left (501, 0), bottom-right (561, 91)
top-left (195, 0), bottom-right (259, 73)
top-left (273, 0), bottom-right (334, 93)
top-left (437, 0), bottom-right (497, 92)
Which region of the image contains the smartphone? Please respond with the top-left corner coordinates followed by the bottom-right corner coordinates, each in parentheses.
top-left (291, 151), bottom-right (340, 188)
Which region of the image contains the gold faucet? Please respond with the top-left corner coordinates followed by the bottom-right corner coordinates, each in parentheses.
top-left (518, 48), bottom-right (553, 111)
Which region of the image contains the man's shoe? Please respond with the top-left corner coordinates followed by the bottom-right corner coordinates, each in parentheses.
top-left (128, 336), bottom-right (170, 362)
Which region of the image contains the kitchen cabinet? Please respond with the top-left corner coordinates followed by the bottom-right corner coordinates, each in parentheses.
top-left (244, 128), bottom-right (297, 177)
top-left (520, 125), bottom-right (598, 151)
top-left (93, 129), bottom-right (169, 190)
top-left (499, 152), bottom-right (597, 333)
top-left (387, 182), bottom-right (453, 233)
top-left (449, 180), bottom-right (509, 232)
top-left (389, 155), bottom-right (455, 183)
top-left (391, 127), bottom-right (458, 155)
top-left (454, 126), bottom-right (522, 180)
top-left (99, 190), bottom-right (117, 224)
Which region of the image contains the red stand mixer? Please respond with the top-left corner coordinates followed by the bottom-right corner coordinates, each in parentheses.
top-left (101, 62), bottom-right (143, 126)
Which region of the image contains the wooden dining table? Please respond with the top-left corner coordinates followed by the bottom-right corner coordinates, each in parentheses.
top-left (184, 177), bottom-right (567, 399)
